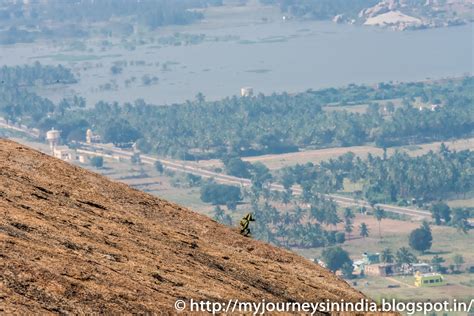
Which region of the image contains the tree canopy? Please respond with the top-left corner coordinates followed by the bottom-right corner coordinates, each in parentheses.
top-left (200, 182), bottom-right (242, 206)
top-left (321, 246), bottom-right (353, 272)
top-left (409, 224), bottom-right (433, 253)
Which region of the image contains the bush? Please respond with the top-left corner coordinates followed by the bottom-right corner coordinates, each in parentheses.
top-left (200, 183), bottom-right (242, 205)
top-left (223, 156), bottom-right (252, 179)
top-left (322, 246), bottom-right (352, 272)
top-left (90, 156), bottom-right (103, 168)
top-left (336, 232), bottom-right (346, 244)
top-left (154, 161), bottom-right (164, 174)
top-left (341, 262), bottom-right (355, 279)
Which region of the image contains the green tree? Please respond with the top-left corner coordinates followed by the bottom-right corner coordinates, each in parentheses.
top-left (131, 152), bottom-right (142, 165)
top-left (431, 255), bottom-right (445, 272)
top-left (250, 162), bottom-right (272, 190)
top-left (409, 222), bottom-right (432, 253)
top-left (344, 220), bottom-right (353, 238)
top-left (451, 208), bottom-right (469, 234)
top-left (396, 247), bottom-right (417, 264)
top-left (222, 214), bottom-right (233, 226)
top-left (90, 156), bottom-right (103, 168)
top-left (195, 92), bottom-right (205, 103)
top-left (343, 207), bottom-right (355, 238)
top-left (452, 254), bottom-right (465, 273)
top-left (212, 206), bottom-right (225, 222)
top-left (200, 183), bottom-right (242, 206)
top-left (341, 262), bottom-right (355, 279)
top-left (385, 101), bottom-right (395, 113)
top-left (373, 206), bottom-right (386, 238)
top-left (223, 156), bottom-right (251, 178)
top-left (226, 200), bottom-right (237, 211)
top-left (335, 232), bottom-right (346, 244)
top-left (102, 119), bottom-right (141, 146)
top-left (380, 248), bottom-right (394, 263)
top-left (186, 174), bottom-right (202, 187)
top-left (325, 203), bottom-right (341, 230)
top-left (154, 161), bottom-right (164, 174)
top-left (343, 208), bottom-right (355, 221)
top-left (359, 222), bottom-right (369, 239)
top-left (321, 246), bottom-right (352, 272)
top-left (280, 168), bottom-right (295, 190)
top-left (281, 189), bottom-right (292, 205)
top-left (430, 202), bottom-right (451, 225)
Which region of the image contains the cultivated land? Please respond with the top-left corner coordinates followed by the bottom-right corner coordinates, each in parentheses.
top-left (195, 138), bottom-right (474, 171)
top-left (0, 139), bottom-right (367, 314)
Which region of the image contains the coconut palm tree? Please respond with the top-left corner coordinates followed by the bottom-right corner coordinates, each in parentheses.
top-left (381, 248), bottom-right (394, 263)
top-left (374, 206), bottom-right (386, 238)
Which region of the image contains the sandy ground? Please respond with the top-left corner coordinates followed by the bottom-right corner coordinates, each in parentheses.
top-left (194, 138), bottom-right (474, 170)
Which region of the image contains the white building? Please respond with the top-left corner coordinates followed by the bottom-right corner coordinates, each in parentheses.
top-left (86, 129), bottom-right (101, 144)
top-left (240, 87), bottom-right (254, 97)
top-left (53, 146), bottom-right (76, 161)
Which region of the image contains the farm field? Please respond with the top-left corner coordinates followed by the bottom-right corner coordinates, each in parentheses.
top-left (295, 213), bottom-right (473, 306)
top-left (353, 273), bottom-right (474, 305)
top-left (296, 214), bottom-right (474, 265)
top-left (195, 137), bottom-right (474, 171)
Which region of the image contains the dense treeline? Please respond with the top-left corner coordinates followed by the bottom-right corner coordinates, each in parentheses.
top-left (0, 86), bottom-right (54, 123)
top-left (430, 202), bottom-right (471, 233)
top-left (0, 0), bottom-right (222, 44)
top-left (277, 147), bottom-right (473, 203)
top-left (86, 77), bottom-right (473, 159)
top-left (0, 63), bottom-right (472, 159)
top-left (200, 182), bottom-right (242, 207)
top-left (0, 63), bottom-right (84, 137)
top-left (376, 95), bottom-right (474, 147)
top-left (0, 62), bottom-right (77, 86)
top-left (37, 0), bottom-right (219, 28)
top-left (244, 186), bottom-right (349, 248)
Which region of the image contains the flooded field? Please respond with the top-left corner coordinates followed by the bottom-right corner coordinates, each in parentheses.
top-left (0, 4), bottom-right (472, 105)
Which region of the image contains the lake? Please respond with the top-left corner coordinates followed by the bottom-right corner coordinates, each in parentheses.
top-left (0, 5), bottom-right (472, 106)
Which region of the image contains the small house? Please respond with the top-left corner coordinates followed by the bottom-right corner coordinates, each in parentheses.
top-left (53, 146), bottom-right (75, 161)
top-left (364, 263), bottom-right (398, 277)
top-left (362, 252), bottom-right (380, 265)
top-left (353, 259), bottom-right (365, 269)
top-left (411, 263), bottom-right (432, 274)
top-left (78, 155), bottom-right (89, 164)
top-left (240, 87), bottom-right (254, 97)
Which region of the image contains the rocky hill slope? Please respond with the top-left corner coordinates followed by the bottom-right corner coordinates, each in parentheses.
top-left (0, 139), bottom-right (365, 314)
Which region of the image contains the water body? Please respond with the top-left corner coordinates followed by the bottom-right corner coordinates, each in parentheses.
top-left (0, 19), bottom-right (472, 105)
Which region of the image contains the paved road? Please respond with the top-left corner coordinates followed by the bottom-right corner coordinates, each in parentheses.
top-left (81, 142), bottom-right (432, 220)
top-left (0, 120), bottom-right (40, 138)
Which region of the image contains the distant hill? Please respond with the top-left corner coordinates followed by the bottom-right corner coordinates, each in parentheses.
top-left (263, 0), bottom-right (473, 30)
top-left (0, 139), bottom-right (365, 314)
